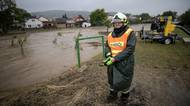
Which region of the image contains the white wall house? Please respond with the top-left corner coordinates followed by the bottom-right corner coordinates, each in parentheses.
top-left (82, 22), bottom-right (91, 28)
top-left (38, 17), bottom-right (49, 22)
top-left (25, 18), bottom-right (43, 28)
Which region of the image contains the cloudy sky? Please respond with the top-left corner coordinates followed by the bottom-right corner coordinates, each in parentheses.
top-left (15, 0), bottom-right (190, 15)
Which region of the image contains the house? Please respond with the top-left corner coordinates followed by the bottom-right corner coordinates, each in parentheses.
top-left (73, 15), bottom-right (86, 27)
top-left (82, 22), bottom-right (91, 28)
top-left (55, 17), bottom-right (67, 28)
top-left (38, 17), bottom-right (55, 28)
top-left (55, 14), bottom-right (88, 28)
top-left (38, 17), bottom-right (49, 22)
top-left (66, 19), bottom-right (75, 28)
top-left (25, 18), bottom-right (43, 28)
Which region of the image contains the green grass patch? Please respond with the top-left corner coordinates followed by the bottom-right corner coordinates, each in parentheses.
top-left (135, 39), bottom-right (190, 68)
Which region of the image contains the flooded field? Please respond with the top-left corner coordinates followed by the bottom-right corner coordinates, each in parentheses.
top-left (0, 25), bottom-right (150, 90)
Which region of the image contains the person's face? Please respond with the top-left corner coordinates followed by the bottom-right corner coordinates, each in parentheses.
top-left (113, 22), bottom-right (124, 28)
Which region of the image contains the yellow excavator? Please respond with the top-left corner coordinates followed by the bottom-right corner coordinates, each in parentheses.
top-left (140, 16), bottom-right (190, 44)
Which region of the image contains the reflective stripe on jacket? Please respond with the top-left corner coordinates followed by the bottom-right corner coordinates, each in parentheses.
top-left (108, 28), bottom-right (133, 57)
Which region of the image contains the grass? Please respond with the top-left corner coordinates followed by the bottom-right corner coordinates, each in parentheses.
top-left (135, 27), bottom-right (190, 68)
top-left (135, 38), bottom-right (190, 68)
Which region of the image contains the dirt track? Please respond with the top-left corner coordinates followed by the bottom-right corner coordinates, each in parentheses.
top-left (0, 37), bottom-right (190, 106)
top-left (0, 56), bottom-right (148, 106)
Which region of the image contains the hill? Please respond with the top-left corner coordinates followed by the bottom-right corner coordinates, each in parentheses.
top-left (31, 10), bottom-right (91, 18)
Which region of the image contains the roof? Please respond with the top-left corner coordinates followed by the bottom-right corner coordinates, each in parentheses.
top-left (73, 15), bottom-right (85, 22)
top-left (55, 18), bottom-right (67, 23)
top-left (66, 19), bottom-right (75, 24)
top-left (38, 17), bottom-right (49, 22)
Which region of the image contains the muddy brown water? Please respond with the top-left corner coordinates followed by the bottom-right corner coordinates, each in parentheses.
top-left (0, 25), bottom-right (150, 90)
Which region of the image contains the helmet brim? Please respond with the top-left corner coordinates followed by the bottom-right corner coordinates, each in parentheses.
top-left (111, 19), bottom-right (123, 23)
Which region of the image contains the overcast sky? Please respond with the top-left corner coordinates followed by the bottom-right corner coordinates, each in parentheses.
top-left (15, 0), bottom-right (190, 16)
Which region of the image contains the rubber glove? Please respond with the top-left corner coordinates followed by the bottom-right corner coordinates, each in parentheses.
top-left (104, 57), bottom-right (115, 66)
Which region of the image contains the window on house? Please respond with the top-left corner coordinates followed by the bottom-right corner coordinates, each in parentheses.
top-left (32, 19), bottom-right (35, 22)
top-left (28, 25), bottom-right (31, 28)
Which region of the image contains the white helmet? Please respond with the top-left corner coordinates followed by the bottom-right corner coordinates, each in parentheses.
top-left (112, 12), bottom-right (128, 25)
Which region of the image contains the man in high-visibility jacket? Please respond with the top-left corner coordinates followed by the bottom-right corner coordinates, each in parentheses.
top-left (104, 12), bottom-right (136, 103)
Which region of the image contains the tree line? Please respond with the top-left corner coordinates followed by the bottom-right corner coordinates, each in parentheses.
top-left (0, 0), bottom-right (31, 34)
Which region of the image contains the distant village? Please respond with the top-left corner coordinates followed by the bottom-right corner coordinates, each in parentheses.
top-left (24, 13), bottom-right (142, 29)
top-left (25, 14), bottom-right (92, 29)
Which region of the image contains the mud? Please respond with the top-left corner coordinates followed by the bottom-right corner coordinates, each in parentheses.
top-left (0, 58), bottom-right (148, 106)
top-left (1, 54), bottom-right (189, 106)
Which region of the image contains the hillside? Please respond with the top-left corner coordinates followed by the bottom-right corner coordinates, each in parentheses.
top-left (31, 10), bottom-right (91, 18)
top-left (31, 10), bottom-right (118, 19)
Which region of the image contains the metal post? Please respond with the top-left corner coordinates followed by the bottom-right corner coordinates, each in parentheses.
top-left (101, 36), bottom-right (105, 59)
top-left (76, 35), bottom-right (105, 68)
top-left (76, 38), bottom-right (81, 68)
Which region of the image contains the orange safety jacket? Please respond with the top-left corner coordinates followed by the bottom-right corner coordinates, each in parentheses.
top-left (108, 28), bottom-right (133, 57)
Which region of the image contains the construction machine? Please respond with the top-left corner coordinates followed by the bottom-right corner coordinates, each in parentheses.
top-left (140, 16), bottom-right (190, 44)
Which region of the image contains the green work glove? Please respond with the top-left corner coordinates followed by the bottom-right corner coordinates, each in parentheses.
top-left (103, 57), bottom-right (110, 64)
top-left (104, 57), bottom-right (115, 66)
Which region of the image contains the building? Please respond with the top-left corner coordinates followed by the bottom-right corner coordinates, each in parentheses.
top-left (55, 17), bottom-right (67, 28)
top-left (38, 16), bottom-right (55, 28)
top-left (82, 22), bottom-right (91, 28)
top-left (73, 15), bottom-right (86, 27)
top-left (25, 18), bottom-right (43, 28)
top-left (38, 17), bottom-right (49, 22)
top-left (66, 19), bottom-right (75, 28)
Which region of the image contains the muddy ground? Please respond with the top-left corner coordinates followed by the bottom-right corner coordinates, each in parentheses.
top-left (0, 55), bottom-right (149, 106)
top-left (0, 35), bottom-right (190, 106)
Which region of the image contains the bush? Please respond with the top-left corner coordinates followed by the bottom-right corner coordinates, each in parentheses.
top-left (90, 9), bottom-right (107, 26)
top-left (180, 9), bottom-right (190, 26)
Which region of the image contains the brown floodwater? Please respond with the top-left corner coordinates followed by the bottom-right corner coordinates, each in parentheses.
top-left (0, 25), bottom-right (150, 90)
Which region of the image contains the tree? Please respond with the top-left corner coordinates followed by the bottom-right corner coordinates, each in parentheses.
top-left (0, 0), bottom-right (16, 33)
top-left (180, 9), bottom-right (190, 26)
top-left (0, 0), bottom-right (16, 11)
top-left (90, 9), bottom-right (107, 26)
top-left (139, 13), bottom-right (151, 20)
top-left (0, 0), bottom-right (31, 33)
top-left (14, 8), bottom-right (31, 23)
top-left (162, 10), bottom-right (177, 20)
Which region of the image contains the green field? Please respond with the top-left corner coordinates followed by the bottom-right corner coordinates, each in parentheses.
top-left (135, 39), bottom-right (190, 67)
